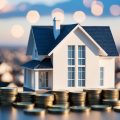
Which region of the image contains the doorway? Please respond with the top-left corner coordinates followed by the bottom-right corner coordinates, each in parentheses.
top-left (39, 72), bottom-right (48, 88)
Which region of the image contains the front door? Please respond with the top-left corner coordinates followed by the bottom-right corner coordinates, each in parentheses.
top-left (39, 72), bottom-right (48, 88)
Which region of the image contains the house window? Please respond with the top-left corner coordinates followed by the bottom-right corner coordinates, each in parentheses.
top-left (78, 46), bottom-right (85, 65)
top-left (78, 46), bottom-right (85, 87)
top-left (68, 46), bottom-right (75, 65)
top-left (68, 67), bottom-right (75, 87)
top-left (78, 67), bottom-right (85, 86)
top-left (68, 46), bottom-right (75, 87)
top-left (100, 67), bottom-right (104, 86)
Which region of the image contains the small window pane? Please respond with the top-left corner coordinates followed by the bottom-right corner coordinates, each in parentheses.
top-left (100, 67), bottom-right (104, 86)
top-left (78, 67), bottom-right (85, 87)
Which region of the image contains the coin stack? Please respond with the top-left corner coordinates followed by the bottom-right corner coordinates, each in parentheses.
top-left (17, 92), bottom-right (35, 103)
top-left (102, 89), bottom-right (119, 100)
top-left (0, 87), bottom-right (18, 105)
top-left (69, 91), bottom-right (86, 106)
top-left (102, 89), bottom-right (119, 107)
top-left (84, 89), bottom-right (102, 106)
top-left (53, 91), bottom-right (69, 106)
top-left (35, 94), bottom-right (54, 108)
top-left (102, 99), bottom-right (120, 107)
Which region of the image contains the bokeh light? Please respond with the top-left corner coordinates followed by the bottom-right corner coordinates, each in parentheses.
top-left (91, 1), bottom-right (104, 16)
top-left (83, 0), bottom-right (94, 8)
top-left (11, 25), bottom-right (24, 38)
top-left (73, 11), bottom-right (86, 23)
top-left (51, 8), bottom-right (64, 23)
top-left (110, 5), bottom-right (120, 16)
top-left (18, 3), bottom-right (27, 12)
top-left (0, 0), bottom-right (8, 10)
top-left (0, 4), bottom-right (14, 13)
top-left (26, 10), bottom-right (40, 24)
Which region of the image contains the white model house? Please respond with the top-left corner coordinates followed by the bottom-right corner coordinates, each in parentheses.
top-left (22, 18), bottom-right (119, 91)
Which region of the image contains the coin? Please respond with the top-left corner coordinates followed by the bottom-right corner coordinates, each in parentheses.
top-left (70, 106), bottom-right (90, 112)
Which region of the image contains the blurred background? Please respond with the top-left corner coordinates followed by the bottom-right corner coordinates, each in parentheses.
top-left (0, 0), bottom-right (120, 88)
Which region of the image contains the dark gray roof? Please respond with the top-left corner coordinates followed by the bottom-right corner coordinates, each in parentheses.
top-left (22, 58), bottom-right (53, 69)
top-left (31, 24), bottom-right (118, 56)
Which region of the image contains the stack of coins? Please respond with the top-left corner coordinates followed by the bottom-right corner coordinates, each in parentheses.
top-left (69, 91), bottom-right (86, 106)
top-left (13, 102), bottom-right (34, 109)
top-left (102, 99), bottom-right (120, 107)
top-left (102, 89), bottom-right (119, 107)
top-left (84, 89), bottom-right (102, 106)
top-left (53, 91), bottom-right (69, 106)
top-left (35, 94), bottom-right (54, 108)
top-left (17, 92), bottom-right (35, 103)
top-left (47, 108), bottom-right (70, 114)
top-left (102, 89), bottom-right (119, 100)
top-left (70, 106), bottom-right (90, 112)
top-left (0, 87), bottom-right (18, 105)
top-left (91, 105), bottom-right (111, 111)
top-left (24, 108), bottom-right (46, 115)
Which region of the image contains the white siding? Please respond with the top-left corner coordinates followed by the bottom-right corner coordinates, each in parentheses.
top-left (99, 57), bottom-right (115, 88)
top-left (24, 69), bottom-right (35, 90)
top-left (52, 28), bottom-right (115, 91)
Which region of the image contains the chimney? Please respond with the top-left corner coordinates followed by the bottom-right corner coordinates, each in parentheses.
top-left (53, 17), bottom-right (61, 39)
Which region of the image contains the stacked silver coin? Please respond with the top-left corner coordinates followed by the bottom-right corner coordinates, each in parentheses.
top-left (35, 94), bottom-right (54, 108)
top-left (53, 91), bottom-right (69, 106)
top-left (69, 91), bottom-right (86, 106)
top-left (0, 87), bottom-right (18, 105)
top-left (17, 92), bottom-right (35, 103)
top-left (84, 89), bottom-right (102, 105)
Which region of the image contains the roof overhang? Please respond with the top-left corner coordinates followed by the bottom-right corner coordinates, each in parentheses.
top-left (22, 58), bottom-right (53, 70)
top-left (48, 24), bottom-right (108, 56)
top-left (22, 67), bottom-right (53, 71)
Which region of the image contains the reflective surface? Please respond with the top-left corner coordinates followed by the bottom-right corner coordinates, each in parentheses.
top-left (0, 106), bottom-right (120, 120)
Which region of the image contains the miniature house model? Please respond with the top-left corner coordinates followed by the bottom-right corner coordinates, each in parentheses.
top-left (22, 18), bottom-right (119, 91)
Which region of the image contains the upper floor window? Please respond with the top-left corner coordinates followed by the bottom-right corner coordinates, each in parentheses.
top-left (78, 46), bottom-right (86, 87)
top-left (68, 46), bottom-right (75, 65)
top-left (68, 46), bottom-right (75, 87)
top-left (78, 46), bottom-right (85, 65)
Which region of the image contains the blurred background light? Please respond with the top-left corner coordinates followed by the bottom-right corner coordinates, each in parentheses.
top-left (91, 1), bottom-right (104, 16)
top-left (0, 0), bottom-right (8, 10)
top-left (11, 24), bottom-right (24, 38)
top-left (73, 11), bottom-right (86, 23)
top-left (83, 0), bottom-right (94, 8)
top-left (110, 5), bottom-right (120, 16)
top-left (26, 10), bottom-right (40, 24)
top-left (51, 8), bottom-right (64, 23)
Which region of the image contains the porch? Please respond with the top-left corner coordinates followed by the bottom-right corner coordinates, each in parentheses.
top-left (22, 58), bottom-right (53, 91)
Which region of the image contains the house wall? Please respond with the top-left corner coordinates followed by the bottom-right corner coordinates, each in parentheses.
top-left (24, 69), bottom-right (35, 90)
top-left (99, 57), bottom-right (115, 88)
top-left (52, 28), bottom-right (115, 91)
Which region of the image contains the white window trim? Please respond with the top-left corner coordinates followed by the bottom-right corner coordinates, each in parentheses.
top-left (78, 46), bottom-right (86, 87)
top-left (68, 45), bottom-right (75, 87)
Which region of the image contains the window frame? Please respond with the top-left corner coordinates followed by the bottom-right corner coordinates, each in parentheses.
top-left (100, 67), bottom-right (104, 86)
top-left (68, 45), bottom-right (75, 87)
top-left (78, 45), bottom-right (86, 87)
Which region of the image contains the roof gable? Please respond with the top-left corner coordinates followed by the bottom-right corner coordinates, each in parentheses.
top-left (83, 26), bottom-right (118, 56)
top-left (29, 24), bottom-right (118, 56)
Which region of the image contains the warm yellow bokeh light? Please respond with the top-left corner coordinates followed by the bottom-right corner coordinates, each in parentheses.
top-left (26, 10), bottom-right (40, 24)
top-left (11, 25), bottom-right (24, 38)
top-left (91, 1), bottom-right (104, 16)
top-left (73, 11), bottom-right (86, 23)
top-left (52, 8), bottom-right (64, 23)
top-left (0, 0), bottom-right (8, 10)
